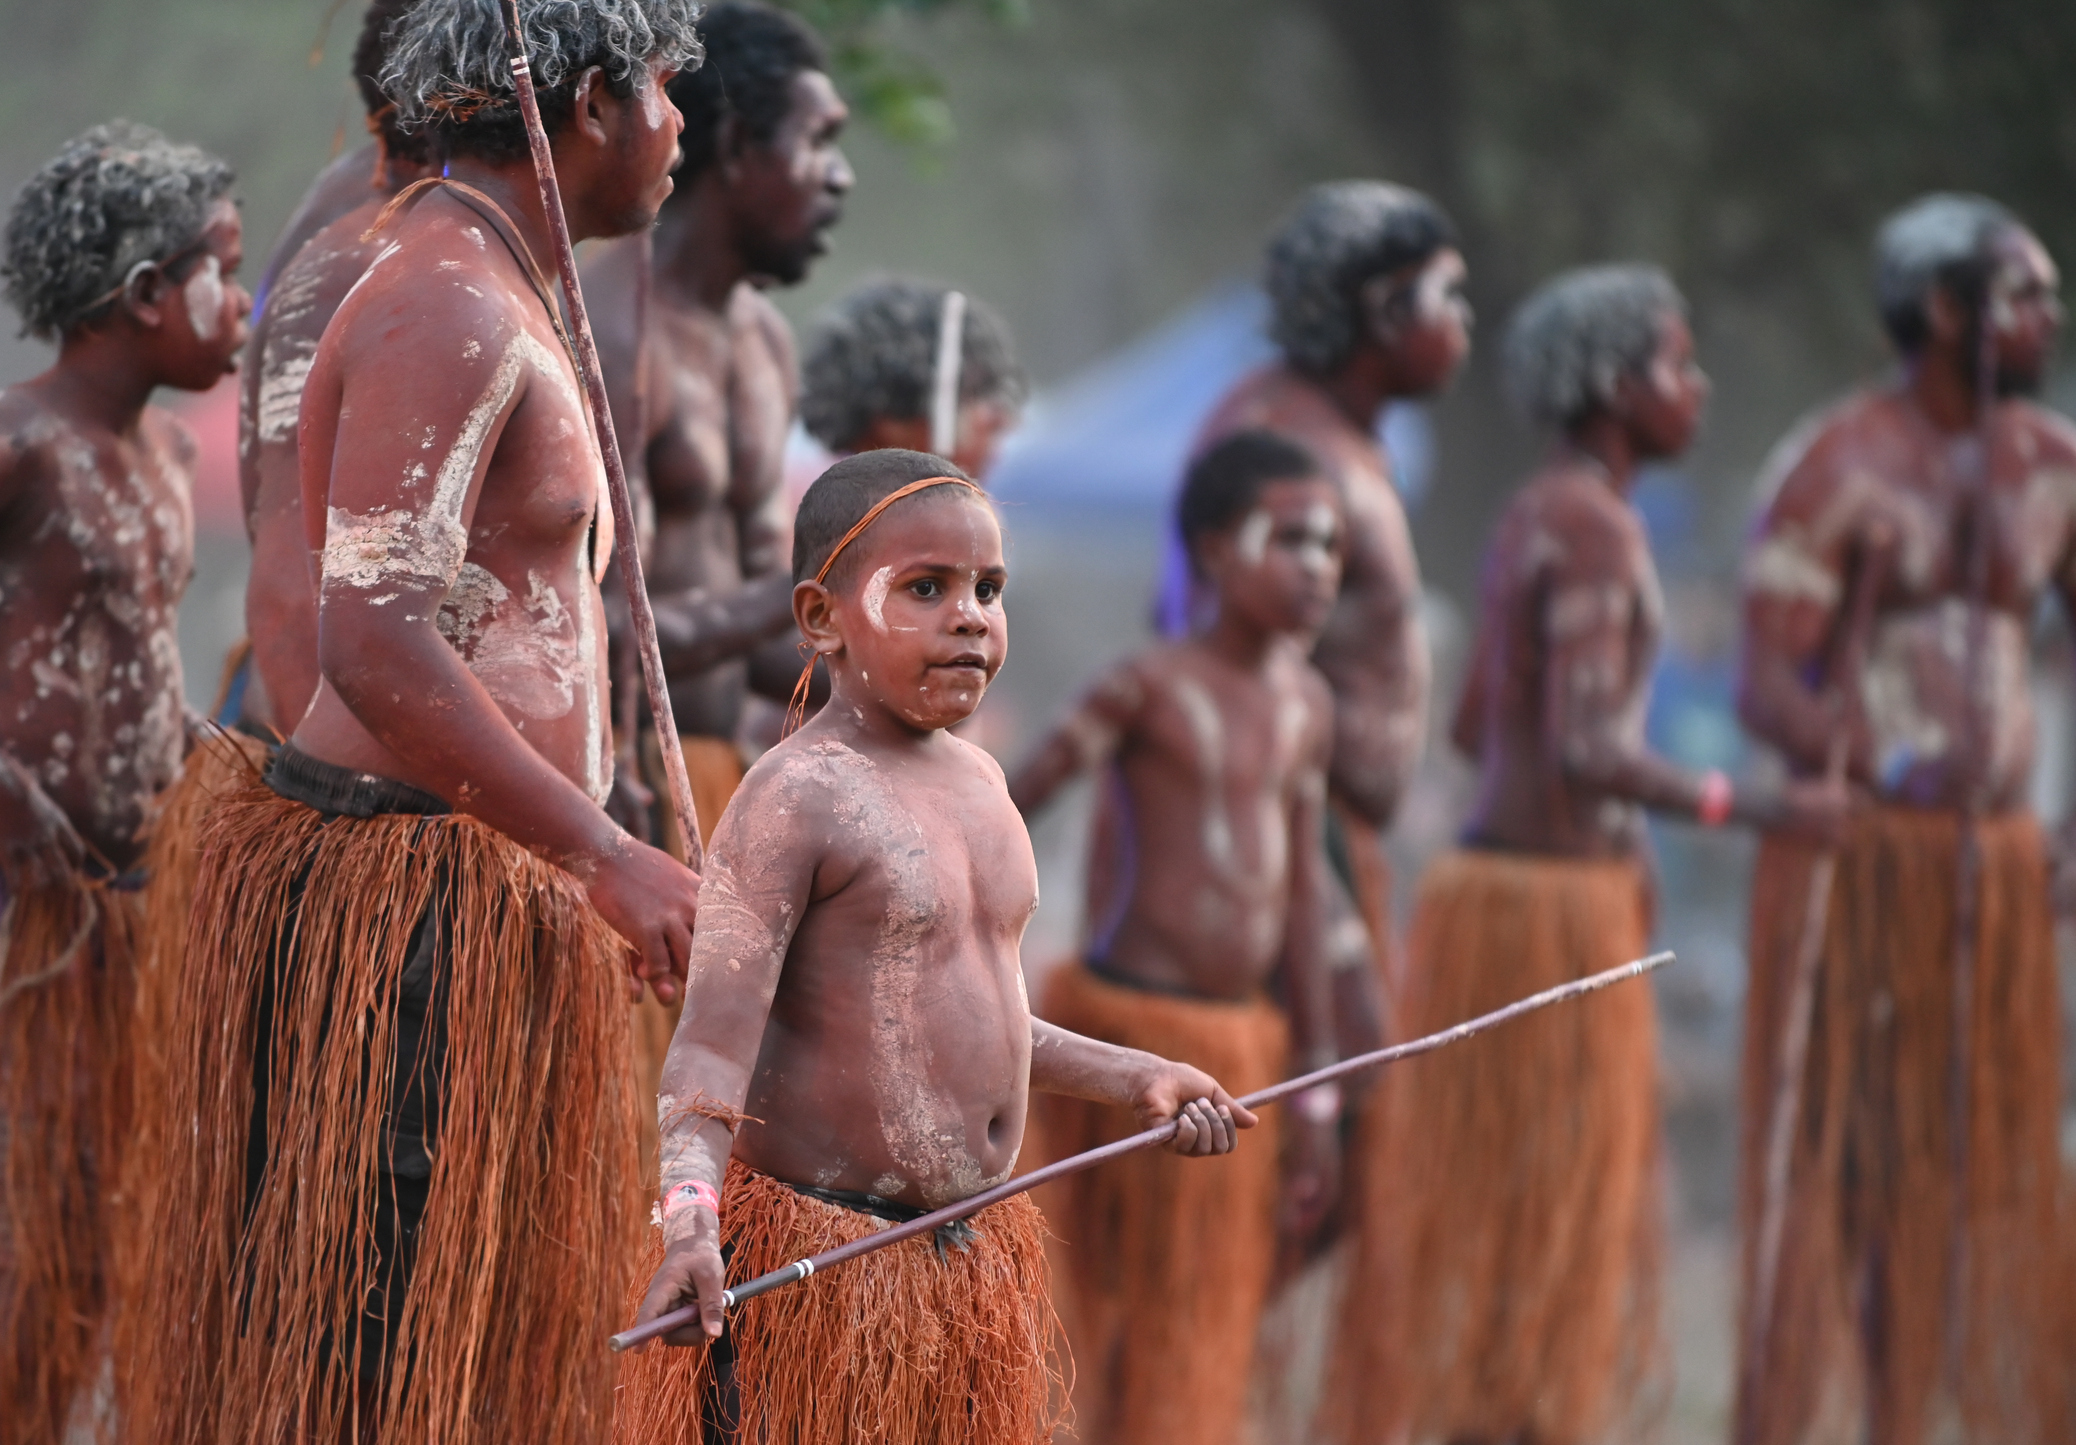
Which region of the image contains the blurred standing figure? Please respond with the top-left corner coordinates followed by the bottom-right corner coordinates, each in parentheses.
top-left (0, 121), bottom-right (248, 1444)
top-left (1011, 432), bottom-right (1344, 1445)
top-left (1195, 181), bottom-right (1468, 1065)
top-left (1735, 194), bottom-right (2073, 1445)
top-left (1327, 266), bottom-right (1841, 1445)
top-left (236, 0), bottom-right (436, 734)
top-left (799, 277), bottom-right (1026, 481)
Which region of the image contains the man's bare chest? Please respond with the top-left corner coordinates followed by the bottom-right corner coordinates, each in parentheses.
top-left (1861, 457), bottom-right (2076, 609)
top-left (647, 325), bottom-right (788, 518)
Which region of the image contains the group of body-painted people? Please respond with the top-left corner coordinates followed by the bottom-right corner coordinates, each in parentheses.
top-left (1, 2), bottom-right (2071, 1444)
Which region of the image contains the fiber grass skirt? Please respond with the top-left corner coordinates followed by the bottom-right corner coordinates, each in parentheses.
top-left (1326, 847), bottom-right (1664, 1445)
top-left (1033, 962), bottom-right (1287, 1445)
top-left (614, 1160), bottom-right (1063, 1444)
top-left (119, 772), bottom-right (640, 1444)
top-left (1736, 805), bottom-right (2066, 1445)
top-left (1, 861), bottom-right (140, 1445)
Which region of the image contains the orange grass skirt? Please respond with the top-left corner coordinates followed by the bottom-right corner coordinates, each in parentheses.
top-left (1735, 806), bottom-right (2067, 1445)
top-left (1325, 848), bottom-right (1665, 1445)
top-left (1, 859), bottom-right (141, 1445)
top-left (1033, 962), bottom-right (1287, 1445)
top-left (613, 1159), bottom-right (1063, 1444)
top-left (118, 773), bottom-right (640, 1445)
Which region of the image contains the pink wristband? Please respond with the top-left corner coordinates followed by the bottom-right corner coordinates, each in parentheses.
top-left (1697, 770), bottom-right (1734, 828)
top-left (659, 1179), bottom-right (721, 1221)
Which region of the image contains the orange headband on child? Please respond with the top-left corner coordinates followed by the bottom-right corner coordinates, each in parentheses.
top-left (784, 475), bottom-right (986, 735)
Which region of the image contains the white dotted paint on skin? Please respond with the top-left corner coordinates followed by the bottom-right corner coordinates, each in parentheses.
top-left (1236, 509), bottom-right (1272, 564)
top-left (863, 565), bottom-right (894, 632)
top-left (183, 255), bottom-right (224, 342)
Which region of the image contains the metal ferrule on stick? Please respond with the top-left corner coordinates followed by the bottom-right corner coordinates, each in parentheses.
top-left (499, 0), bottom-right (703, 869)
top-left (609, 949), bottom-right (1675, 1352)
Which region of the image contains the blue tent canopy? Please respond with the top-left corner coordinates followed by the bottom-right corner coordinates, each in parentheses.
top-left (990, 282), bottom-right (1432, 514)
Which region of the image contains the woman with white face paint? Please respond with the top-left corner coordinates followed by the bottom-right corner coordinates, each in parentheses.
top-left (1009, 429), bottom-right (1345, 1445)
top-left (0, 119), bottom-right (249, 1445)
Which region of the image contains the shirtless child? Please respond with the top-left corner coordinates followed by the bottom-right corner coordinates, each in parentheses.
top-left (619, 449), bottom-right (1255, 1445)
top-left (1326, 265), bottom-right (1839, 1445)
top-left (124, 3), bottom-right (704, 1441)
top-left (0, 120), bottom-right (247, 1445)
top-left (1009, 430), bottom-right (1343, 1445)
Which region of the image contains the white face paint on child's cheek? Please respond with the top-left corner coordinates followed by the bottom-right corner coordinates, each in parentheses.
top-left (863, 566), bottom-right (894, 632)
top-left (1236, 510), bottom-right (1272, 564)
top-left (184, 256), bottom-right (224, 342)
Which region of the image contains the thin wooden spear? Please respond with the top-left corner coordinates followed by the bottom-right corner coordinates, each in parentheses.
top-left (1939, 293), bottom-right (2001, 1387)
top-left (1733, 537), bottom-right (1886, 1445)
top-left (610, 948), bottom-right (1675, 1352)
top-left (498, 0), bottom-right (703, 871)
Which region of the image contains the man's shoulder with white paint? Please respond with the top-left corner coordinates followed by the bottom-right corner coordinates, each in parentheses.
top-left (1751, 391), bottom-right (1892, 518)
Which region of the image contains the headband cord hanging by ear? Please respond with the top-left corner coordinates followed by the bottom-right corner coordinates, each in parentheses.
top-left (783, 475), bottom-right (984, 736)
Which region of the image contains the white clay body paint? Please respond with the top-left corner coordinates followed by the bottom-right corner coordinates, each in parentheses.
top-left (1236, 509), bottom-right (1272, 564)
top-left (319, 336), bottom-right (530, 594)
top-left (863, 566), bottom-right (895, 632)
top-left (183, 256), bottom-right (223, 342)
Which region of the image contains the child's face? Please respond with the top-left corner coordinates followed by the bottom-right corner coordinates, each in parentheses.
top-left (810, 491), bottom-right (1008, 732)
top-left (1201, 476), bottom-right (1343, 637)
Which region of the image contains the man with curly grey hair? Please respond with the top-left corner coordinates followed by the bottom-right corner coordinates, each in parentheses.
top-left (0, 118), bottom-right (248, 1445)
top-left (1328, 263), bottom-right (1840, 1445)
top-left (123, 3), bottom-right (704, 1440)
top-left (799, 278), bottom-right (1025, 478)
top-left (1735, 195), bottom-right (2074, 1445)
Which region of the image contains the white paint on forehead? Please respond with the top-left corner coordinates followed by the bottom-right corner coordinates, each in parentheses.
top-left (183, 255), bottom-right (224, 342)
top-left (1236, 510), bottom-right (1272, 564)
top-left (1304, 501), bottom-right (1336, 540)
top-left (863, 565), bottom-right (895, 632)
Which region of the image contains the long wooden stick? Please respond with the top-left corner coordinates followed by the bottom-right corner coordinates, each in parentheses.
top-left (1939, 298), bottom-right (2000, 1386)
top-left (1734, 541), bottom-right (1886, 1444)
top-left (499, 1), bottom-right (703, 872)
top-left (610, 948), bottom-right (1675, 1352)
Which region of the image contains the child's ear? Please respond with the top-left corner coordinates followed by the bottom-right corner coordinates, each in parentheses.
top-left (794, 579), bottom-right (843, 657)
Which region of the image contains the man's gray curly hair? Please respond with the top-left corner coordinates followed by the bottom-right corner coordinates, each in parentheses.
top-left (1873, 192), bottom-right (2023, 355)
top-left (1264, 180), bottom-right (1457, 376)
top-left (799, 279), bottom-right (1026, 454)
top-left (2, 121), bottom-right (235, 341)
top-left (1503, 264), bottom-right (1686, 431)
top-left (382, 0), bottom-right (704, 164)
